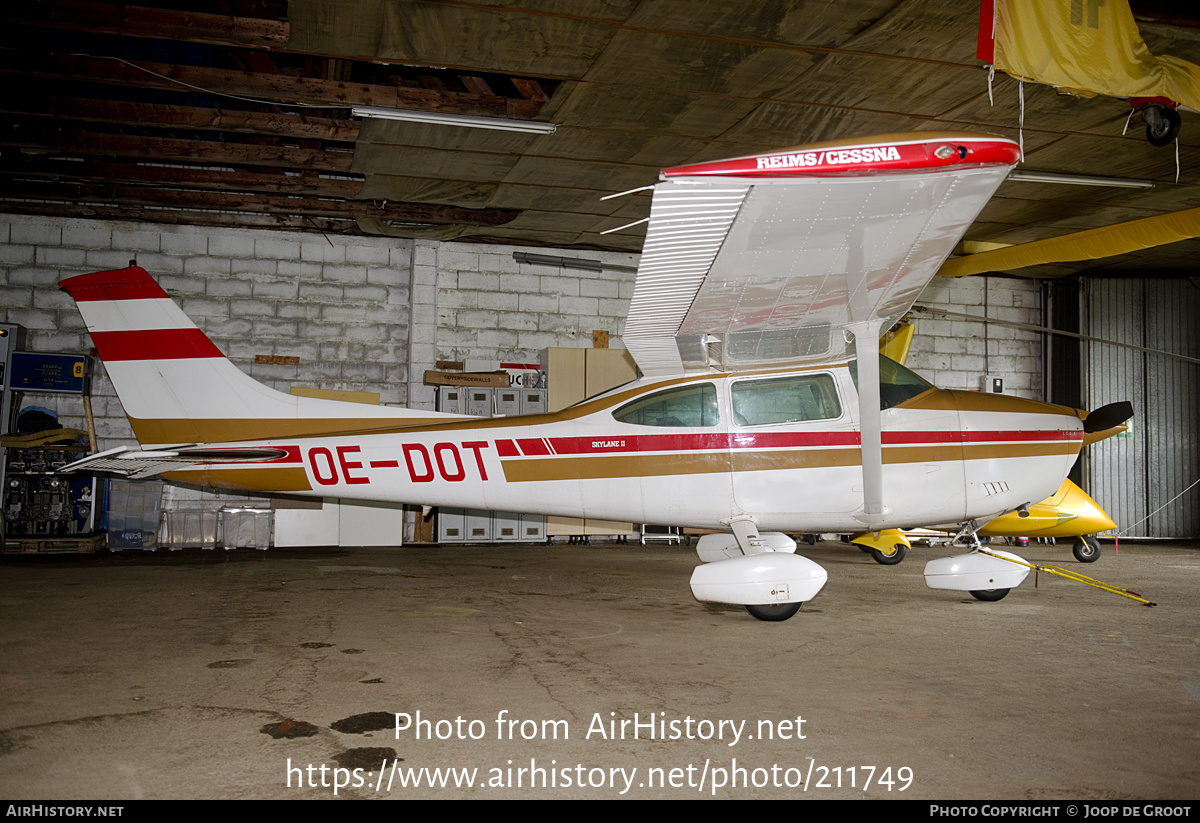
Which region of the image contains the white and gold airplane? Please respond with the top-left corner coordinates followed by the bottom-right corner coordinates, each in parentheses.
top-left (60, 132), bottom-right (1132, 620)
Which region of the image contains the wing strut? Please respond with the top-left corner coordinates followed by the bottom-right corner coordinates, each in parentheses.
top-left (850, 319), bottom-right (888, 525)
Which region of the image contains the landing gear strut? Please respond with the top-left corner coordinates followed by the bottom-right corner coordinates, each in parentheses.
top-left (690, 521), bottom-right (828, 621)
top-left (923, 520), bottom-right (1031, 601)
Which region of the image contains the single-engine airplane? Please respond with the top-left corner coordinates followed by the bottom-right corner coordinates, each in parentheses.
top-left (60, 132), bottom-right (1132, 620)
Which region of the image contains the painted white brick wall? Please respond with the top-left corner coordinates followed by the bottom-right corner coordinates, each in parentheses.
top-left (421, 237), bottom-right (638, 361)
top-left (907, 276), bottom-right (1043, 399)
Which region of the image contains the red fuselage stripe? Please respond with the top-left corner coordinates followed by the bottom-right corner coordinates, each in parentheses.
top-left (534, 429), bottom-right (1082, 456)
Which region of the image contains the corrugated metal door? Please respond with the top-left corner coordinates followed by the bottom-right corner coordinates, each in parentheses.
top-left (1085, 278), bottom-right (1200, 538)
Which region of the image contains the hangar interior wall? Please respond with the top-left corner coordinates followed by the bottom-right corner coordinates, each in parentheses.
top-left (2, 214), bottom-right (1043, 524)
top-left (1085, 278), bottom-right (1200, 539)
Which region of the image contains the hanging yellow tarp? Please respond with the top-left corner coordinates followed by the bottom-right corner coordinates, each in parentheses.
top-left (986, 0), bottom-right (1200, 110)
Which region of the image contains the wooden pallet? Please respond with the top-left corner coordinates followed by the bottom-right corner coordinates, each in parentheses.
top-left (2, 533), bottom-right (108, 554)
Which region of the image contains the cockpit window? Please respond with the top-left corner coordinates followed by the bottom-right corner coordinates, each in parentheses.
top-left (731, 373), bottom-right (842, 427)
top-left (613, 383), bottom-right (719, 427)
top-left (849, 355), bottom-right (935, 410)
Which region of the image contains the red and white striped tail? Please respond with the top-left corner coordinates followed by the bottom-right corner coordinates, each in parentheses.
top-left (61, 266), bottom-right (453, 447)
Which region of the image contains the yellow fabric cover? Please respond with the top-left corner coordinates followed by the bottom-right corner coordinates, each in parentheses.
top-left (939, 207), bottom-right (1200, 277)
top-left (993, 0), bottom-right (1200, 109)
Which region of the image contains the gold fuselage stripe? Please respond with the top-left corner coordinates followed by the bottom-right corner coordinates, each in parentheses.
top-left (500, 442), bottom-right (1080, 483)
top-left (133, 416), bottom-right (457, 445)
top-left (162, 466), bottom-right (312, 492)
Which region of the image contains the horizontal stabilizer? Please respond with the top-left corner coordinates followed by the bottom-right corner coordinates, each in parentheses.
top-left (60, 446), bottom-right (200, 479)
top-left (59, 444), bottom-right (293, 480)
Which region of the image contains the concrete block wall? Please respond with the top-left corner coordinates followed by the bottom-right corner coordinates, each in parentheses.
top-left (406, 238), bottom-right (1043, 404)
top-left (906, 275), bottom-right (1043, 399)
top-left (408, 240), bottom-right (639, 410)
top-left (1, 214), bottom-right (414, 453)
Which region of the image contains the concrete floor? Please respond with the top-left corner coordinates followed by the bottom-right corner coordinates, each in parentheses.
top-left (1, 537), bottom-right (1197, 800)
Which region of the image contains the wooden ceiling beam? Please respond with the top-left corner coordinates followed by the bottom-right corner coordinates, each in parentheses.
top-left (0, 200), bottom-right (360, 234)
top-left (461, 76), bottom-right (496, 97)
top-left (0, 1), bottom-right (289, 51)
top-left (1, 96), bottom-right (361, 143)
top-left (3, 51), bottom-right (544, 119)
top-left (0, 154), bottom-right (365, 198)
top-left (2, 124), bottom-right (356, 172)
top-left (0, 179), bottom-right (520, 226)
top-left (511, 78), bottom-right (551, 103)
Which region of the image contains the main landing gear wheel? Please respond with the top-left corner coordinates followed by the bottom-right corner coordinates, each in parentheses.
top-left (1073, 535), bottom-right (1101, 563)
top-left (871, 544), bottom-right (907, 566)
top-left (969, 588), bottom-right (1010, 602)
top-left (745, 602), bottom-right (803, 621)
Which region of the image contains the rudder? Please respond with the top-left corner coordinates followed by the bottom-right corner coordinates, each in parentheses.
top-left (61, 266), bottom-right (454, 447)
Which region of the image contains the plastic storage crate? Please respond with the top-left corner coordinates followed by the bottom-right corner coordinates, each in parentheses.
top-left (221, 507), bottom-right (272, 549)
top-left (159, 510), bottom-right (219, 550)
top-left (105, 478), bottom-right (163, 551)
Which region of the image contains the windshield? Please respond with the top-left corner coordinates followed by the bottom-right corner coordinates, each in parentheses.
top-left (849, 355), bottom-right (935, 410)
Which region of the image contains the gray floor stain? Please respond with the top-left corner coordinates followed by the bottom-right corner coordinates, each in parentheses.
top-left (260, 719), bottom-right (321, 739)
top-left (331, 712), bottom-right (394, 734)
top-left (333, 747), bottom-right (399, 770)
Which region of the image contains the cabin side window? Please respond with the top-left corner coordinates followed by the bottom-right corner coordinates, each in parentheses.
top-left (731, 374), bottom-right (842, 427)
top-left (612, 383), bottom-right (719, 427)
top-left (849, 355), bottom-right (935, 410)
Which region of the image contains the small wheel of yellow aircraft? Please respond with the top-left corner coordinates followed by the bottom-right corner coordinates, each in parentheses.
top-left (1072, 535), bottom-right (1102, 563)
top-left (849, 529), bottom-right (910, 565)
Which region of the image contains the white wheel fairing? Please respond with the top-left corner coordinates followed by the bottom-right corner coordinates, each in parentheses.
top-left (690, 553), bottom-right (827, 606)
top-left (923, 549), bottom-right (1030, 593)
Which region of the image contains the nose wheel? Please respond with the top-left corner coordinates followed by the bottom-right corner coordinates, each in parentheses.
top-left (1073, 535), bottom-right (1101, 563)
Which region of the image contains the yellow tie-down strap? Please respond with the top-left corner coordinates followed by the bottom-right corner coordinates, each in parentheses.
top-left (978, 548), bottom-right (1156, 607)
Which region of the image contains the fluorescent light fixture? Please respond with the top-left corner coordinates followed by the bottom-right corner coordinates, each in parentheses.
top-left (1009, 170), bottom-right (1154, 189)
top-left (513, 252), bottom-right (637, 273)
top-left (352, 106), bottom-right (556, 134)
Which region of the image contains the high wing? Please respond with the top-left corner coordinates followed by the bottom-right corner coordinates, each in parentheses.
top-left (621, 133), bottom-right (1022, 378)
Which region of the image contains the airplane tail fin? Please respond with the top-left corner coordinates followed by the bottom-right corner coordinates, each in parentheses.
top-left (61, 266), bottom-right (455, 447)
